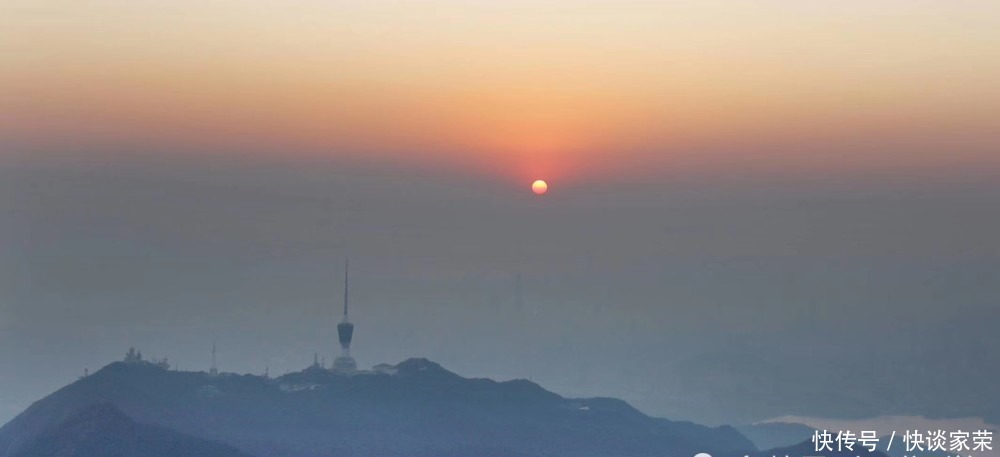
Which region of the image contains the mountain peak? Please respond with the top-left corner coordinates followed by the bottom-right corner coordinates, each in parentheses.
top-left (394, 357), bottom-right (457, 377)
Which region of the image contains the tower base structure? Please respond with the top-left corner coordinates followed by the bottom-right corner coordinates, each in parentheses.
top-left (331, 355), bottom-right (357, 373)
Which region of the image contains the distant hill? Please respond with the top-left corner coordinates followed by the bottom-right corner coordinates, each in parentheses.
top-left (750, 439), bottom-right (889, 457)
top-left (12, 402), bottom-right (251, 457)
top-left (0, 358), bottom-right (755, 457)
top-left (736, 421), bottom-right (816, 450)
top-left (739, 423), bottom-right (994, 457)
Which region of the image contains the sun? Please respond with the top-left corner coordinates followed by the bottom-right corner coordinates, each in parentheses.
top-left (531, 179), bottom-right (548, 195)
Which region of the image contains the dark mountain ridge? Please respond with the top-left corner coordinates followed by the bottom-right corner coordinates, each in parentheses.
top-left (11, 402), bottom-right (252, 457)
top-left (0, 358), bottom-right (754, 457)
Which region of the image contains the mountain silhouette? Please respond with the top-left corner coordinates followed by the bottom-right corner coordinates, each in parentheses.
top-left (0, 358), bottom-right (755, 457)
top-left (750, 438), bottom-right (889, 457)
top-left (10, 402), bottom-right (251, 457)
top-left (736, 421), bottom-right (817, 450)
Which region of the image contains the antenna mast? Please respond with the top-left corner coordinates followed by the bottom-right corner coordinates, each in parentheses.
top-left (210, 341), bottom-right (218, 376)
top-left (343, 258), bottom-right (350, 322)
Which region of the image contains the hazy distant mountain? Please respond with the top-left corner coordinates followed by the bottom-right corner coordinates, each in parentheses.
top-left (750, 439), bottom-right (889, 457)
top-left (0, 358), bottom-right (754, 457)
top-left (736, 422), bottom-right (816, 451)
top-left (739, 423), bottom-right (980, 457)
top-left (11, 402), bottom-right (251, 457)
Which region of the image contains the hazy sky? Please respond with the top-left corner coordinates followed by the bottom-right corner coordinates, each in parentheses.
top-left (4, 1), bottom-right (1000, 178)
top-left (1, 0), bottom-right (999, 427)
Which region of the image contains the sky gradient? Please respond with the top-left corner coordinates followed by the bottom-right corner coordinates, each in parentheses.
top-left (1, 0), bottom-right (999, 430)
top-left (4, 1), bottom-right (1000, 180)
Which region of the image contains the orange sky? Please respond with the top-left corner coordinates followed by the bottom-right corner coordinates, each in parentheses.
top-left (3, 0), bottom-right (1000, 182)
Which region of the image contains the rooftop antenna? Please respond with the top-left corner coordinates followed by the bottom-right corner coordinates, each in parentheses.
top-left (210, 341), bottom-right (218, 376)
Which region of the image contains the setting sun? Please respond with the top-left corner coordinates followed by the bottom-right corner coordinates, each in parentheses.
top-left (532, 180), bottom-right (548, 195)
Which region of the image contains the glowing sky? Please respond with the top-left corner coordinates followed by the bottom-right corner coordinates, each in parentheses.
top-left (3, 1), bottom-right (1000, 181)
top-left (2, 1), bottom-right (1000, 427)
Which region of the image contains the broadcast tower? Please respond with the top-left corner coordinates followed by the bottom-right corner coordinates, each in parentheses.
top-left (332, 259), bottom-right (357, 373)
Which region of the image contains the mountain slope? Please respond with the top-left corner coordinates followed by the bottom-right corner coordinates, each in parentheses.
top-left (751, 439), bottom-right (890, 457)
top-left (0, 358), bottom-right (754, 457)
top-left (12, 402), bottom-right (252, 457)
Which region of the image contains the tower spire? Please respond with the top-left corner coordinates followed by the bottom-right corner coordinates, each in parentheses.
top-left (343, 258), bottom-right (350, 322)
